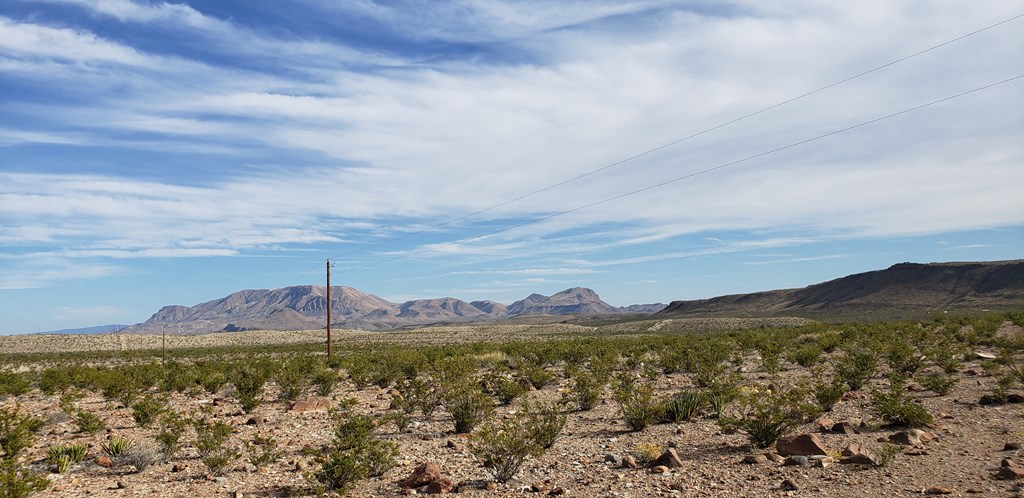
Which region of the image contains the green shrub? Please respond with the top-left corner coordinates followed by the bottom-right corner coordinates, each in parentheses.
top-left (395, 377), bottom-right (440, 417)
top-left (246, 434), bottom-right (283, 467)
top-left (0, 372), bottom-right (31, 397)
top-left (887, 341), bottom-right (924, 376)
top-left (75, 410), bottom-right (105, 435)
top-left (444, 385), bottom-right (494, 434)
top-left (0, 460), bottom-right (49, 498)
top-left (38, 368), bottom-right (73, 396)
top-left (131, 395), bottom-right (168, 428)
top-left (160, 360), bottom-right (199, 393)
top-left (275, 355), bottom-right (314, 401)
top-left (522, 401), bottom-right (567, 450)
top-left (719, 384), bottom-right (819, 448)
top-left (787, 343), bottom-right (824, 368)
top-left (156, 412), bottom-right (188, 459)
top-left (232, 363), bottom-right (270, 413)
top-left (612, 374), bottom-right (660, 432)
top-left (875, 443), bottom-right (901, 467)
top-left (309, 412), bottom-right (398, 495)
top-left (312, 366), bottom-right (339, 397)
top-left (835, 349), bottom-right (878, 391)
top-left (521, 366), bottom-right (556, 390)
top-left (563, 367), bottom-right (603, 412)
top-left (660, 390), bottom-right (704, 423)
top-left (0, 406), bottom-right (43, 461)
top-left (469, 401), bottom-right (565, 483)
top-left (813, 376), bottom-right (848, 412)
top-left (488, 376), bottom-right (525, 406)
top-left (871, 377), bottom-right (933, 428)
top-left (193, 419), bottom-right (238, 476)
top-left (918, 372), bottom-right (957, 396)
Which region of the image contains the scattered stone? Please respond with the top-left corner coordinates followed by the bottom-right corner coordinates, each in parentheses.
top-left (780, 478), bottom-right (799, 491)
top-left (548, 487), bottom-right (565, 496)
top-left (979, 394), bottom-right (1000, 406)
top-left (446, 440), bottom-right (459, 450)
top-left (650, 465), bottom-right (669, 474)
top-left (765, 452), bottom-right (785, 464)
top-left (233, 491), bottom-right (244, 498)
top-left (530, 483), bottom-right (548, 493)
top-left (810, 456), bottom-right (836, 468)
top-left (976, 351), bottom-right (998, 360)
top-left (995, 462), bottom-right (1024, 480)
top-left (651, 448), bottom-right (684, 469)
top-left (171, 463), bottom-right (186, 472)
top-left (245, 416), bottom-right (264, 426)
top-left (425, 476), bottom-right (455, 494)
top-left (1005, 442), bottom-right (1022, 451)
top-left (904, 448), bottom-right (929, 456)
top-left (604, 454), bottom-right (623, 466)
top-left (622, 455), bottom-right (638, 469)
top-left (402, 462), bottom-right (442, 489)
top-left (485, 482), bottom-right (498, 491)
top-left (1009, 394), bottom-right (1024, 404)
top-left (96, 456), bottom-right (113, 468)
top-left (289, 397), bottom-right (332, 412)
top-left (784, 455), bottom-right (809, 466)
top-left (831, 421), bottom-right (859, 434)
top-left (888, 429), bottom-right (931, 446)
top-left (214, 476), bottom-right (228, 483)
top-left (776, 433), bottom-right (828, 456)
top-left (743, 454), bottom-right (768, 465)
top-left (115, 480), bottom-right (128, 490)
top-left (925, 487), bottom-right (953, 495)
top-left (838, 444), bottom-right (877, 465)
top-left (816, 418), bottom-right (835, 433)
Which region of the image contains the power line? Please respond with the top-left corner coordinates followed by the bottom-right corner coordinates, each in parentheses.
top-left (339, 74), bottom-right (1024, 271)
top-left (333, 12), bottom-right (1024, 259)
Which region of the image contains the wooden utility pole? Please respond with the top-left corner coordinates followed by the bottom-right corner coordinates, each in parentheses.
top-left (326, 258), bottom-right (332, 358)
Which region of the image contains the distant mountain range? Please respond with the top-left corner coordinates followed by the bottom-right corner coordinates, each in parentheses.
top-left (124, 286), bottom-right (665, 334)
top-left (657, 260), bottom-right (1024, 320)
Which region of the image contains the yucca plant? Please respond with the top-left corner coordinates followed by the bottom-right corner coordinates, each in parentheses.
top-left (101, 437), bottom-right (134, 457)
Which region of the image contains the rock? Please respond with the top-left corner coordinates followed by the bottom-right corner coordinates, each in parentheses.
top-left (622, 455), bottom-right (638, 469)
top-left (530, 483), bottom-right (548, 492)
top-left (995, 463), bottom-right (1024, 480)
top-left (838, 444), bottom-right (877, 465)
top-left (780, 479), bottom-right (799, 491)
top-left (289, 396), bottom-right (332, 412)
top-left (979, 394), bottom-right (1000, 405)
top-left (925, 487), bottom-right (953, 495)
top-left (831, 421), bottom-right (859, 434)
top-left (776, 433), bottom-right (828, 456)
top-left (904, 448), bottom-right (929, 456)
top-left (604, 454), bottom-right (623, 466)
top-left (976, 351), bottom-right (997, 360)
top-left (402, 462), bottom-right (442, 489)
top-left (115, 480), bottom-right (128, 489)
top-left (548, 487), bottom-right (565, 496)
top-left (888, 429), bottom-right (932, 446)
top-left (446, 440), bottom-right (459, 450)
top-left (811, 456), bottom-right (836, 468)
top-left (816, 418), bottom-right (835, 433)
top-left (651, 448), bottom-right (684, 469)
top-left (650, 465), bottom-right (669, 474)
top-left (245, 416), bottom-right (264, 426)
top-left (425, 476), bottom-right (455, 494)
top-left (765, 452), bottom-right (785, 464)
top-left (742, 454), bottom-right (768, 465)
top-left (96, 456), bottom-right (113, 468)
top-left (485, 482), bottom-right (498, 490)
top-left (171, 463), bottom-right (186, 472)
top-left (784, 455), bottom-right (809, 466)
top-left (1004, 442), bottom-right (1022, 451)
top-left (1008, 394), bottom-right (1024, 404)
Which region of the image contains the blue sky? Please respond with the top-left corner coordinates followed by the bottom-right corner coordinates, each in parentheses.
top-left (1, 1), bottom-right (1022, 334)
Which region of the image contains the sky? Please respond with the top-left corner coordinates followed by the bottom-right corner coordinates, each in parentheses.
top-left (1, 1), bottom-right (1022, 334)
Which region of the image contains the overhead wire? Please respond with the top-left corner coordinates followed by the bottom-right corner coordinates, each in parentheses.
top-left (338, 74), bottom-right (1024, 271)
top-left (331, 12), bottom-right (1024, 260)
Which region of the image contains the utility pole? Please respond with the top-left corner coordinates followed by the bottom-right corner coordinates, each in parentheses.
top-left (326, 258), bottom-right (332, 358)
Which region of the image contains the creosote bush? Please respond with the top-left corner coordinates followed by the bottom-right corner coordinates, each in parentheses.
top-left (131, 395), bottom-right (168, 428)
top-left (444, 384), bottom-right (495, 434)
top-left (156, 412), bottom-right (188, 459)
top-left (613, 374), bottom-right (660, 432)
top-left (309, 412), bottom-right (398, 495)
top-left (193, 419), bottom-right (238, 476)
top-left (75, 410), bottom-right (105, 435)
top-left (247, 434), bottom-right (283, 467)
top-left (563, 367), bottom-right (603, 412)
top-left (871, 376), bottom-right (933, 428)
top-left (719, 384), bottom-right (819, 448)
top-left (469, 401), bottom-right (565, 483)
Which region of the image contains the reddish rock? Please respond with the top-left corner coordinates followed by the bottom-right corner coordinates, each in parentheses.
top-left (925, 487), bottom-right (953, 495)
top-left (831, 421), bottom-right (859, 434)
top-left (548, 487), bottom-right (565, 496)
top-left (816, 418), bottom-right (835, 433)
top-left (995, 463), bottom-right (1024, 480)
top-left (402, 462), bottom-right (442, 489)
top-left (651, 448), bottom-right (684, 469)
top-left (425, 476), bottom-right (455, 494)
top-left (289, 397), bottom-right (332, 412)
top-left (838, 444), bottom-right (877, 465)
top-left (96, 456), bottom-right (113, 468)
top-left (650, 465), bottom-right (669, 474)
top-left (888, 429), bottom-right (933, 446)
top-left (622, 455), bottom-right (638, 469)
top-left (776, 433), bottom-right (828, 457)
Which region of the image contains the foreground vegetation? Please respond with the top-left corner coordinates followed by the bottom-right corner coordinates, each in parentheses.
top-left (1, 312), bottom-right (1022, 496)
